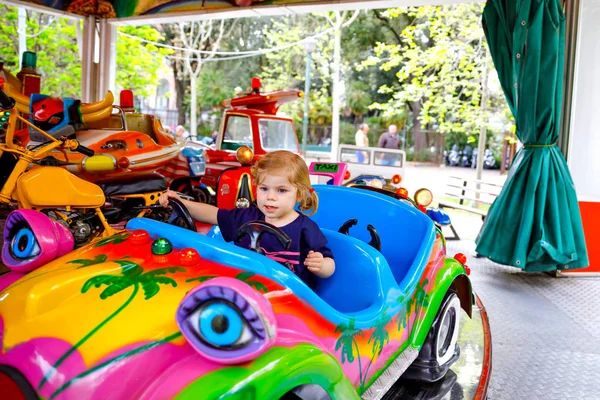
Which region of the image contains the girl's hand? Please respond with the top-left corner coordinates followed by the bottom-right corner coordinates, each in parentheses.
top-left (158, 190), bottom-right (182, 207)
top-left (305, 250), bottom-right (324, 273)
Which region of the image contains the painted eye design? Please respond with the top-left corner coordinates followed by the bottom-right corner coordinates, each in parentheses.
top-left (176, 277), bottom-right (277, 364)
top-left (2, 209), bottom-right (74, 273)
top-left (9, 226), bottom-right (41, 260)
top-left (189, 300), bottom-right (261, 349)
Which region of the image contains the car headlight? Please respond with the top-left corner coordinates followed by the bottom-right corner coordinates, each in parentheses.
top-left (414, 188), bottom-right (433, 207)
top-left (236, 197), bottom-right (250, 208)
top-left (236, 146), bottom-right (254, 165)
top-left (176, 277), bottom-right (277, 364)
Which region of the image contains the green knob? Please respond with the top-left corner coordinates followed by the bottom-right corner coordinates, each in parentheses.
top-left (151, 238), bottom-right (173, 255)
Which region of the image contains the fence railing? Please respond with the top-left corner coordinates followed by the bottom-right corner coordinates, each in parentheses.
top-left (140, 107), bottom-right (180, 129)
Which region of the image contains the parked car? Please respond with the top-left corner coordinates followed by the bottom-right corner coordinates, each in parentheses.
top-left (338, 144), bottom-right (406, 188)
top-left (0, 179), bottom-right (472, 399)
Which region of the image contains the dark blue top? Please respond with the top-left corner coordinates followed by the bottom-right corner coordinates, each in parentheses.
top-left (217, 207), bottom-right (333, 289)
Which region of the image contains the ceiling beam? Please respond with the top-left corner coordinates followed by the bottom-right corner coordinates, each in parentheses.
top-left (109, 0), bottom-right (481, 26)
top-left (0, 0), bottom-right (84, 20)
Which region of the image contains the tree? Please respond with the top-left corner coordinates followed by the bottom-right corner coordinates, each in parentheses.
top-left (177, 19), bottom-right (236, 138)
top-left (260, 14), bottom-right (334, 144)
top-left (115, 25), bottom-right (173, 97)
top-left (0, 5), bottom-right (80, 97)
top-left (324, 10), bottom-right (360, 160)
top-left (361, 5), bottom-right (510, 157)
top-left (345, 80), bottom-right (373, 121)
top-left (0, 4), bottom-right (174, 102)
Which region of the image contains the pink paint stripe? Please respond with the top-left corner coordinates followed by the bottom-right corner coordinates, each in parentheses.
top-left (265, 255), bottom-right (300, 265)
top-left (262, 250), bottom-right (300, 256)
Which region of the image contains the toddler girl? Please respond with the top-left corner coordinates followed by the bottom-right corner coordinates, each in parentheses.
top-left (159, 150), bottom-right (335, 289)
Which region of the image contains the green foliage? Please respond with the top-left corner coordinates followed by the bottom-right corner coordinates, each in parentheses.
top-left (345, 80), bottom-right (373, 119)
top-left (361, 5), bottom-right (511, 149)
top-left (260, 15), bottom-right (334, 125)
top-left (0, 5), bottom-right (172, 100)
top-left (339, 121), bottom-right (357, 145)
top-left (116, 26), bottom-right (173, 97)
top-left (0, 5), bottom-right (80, 97)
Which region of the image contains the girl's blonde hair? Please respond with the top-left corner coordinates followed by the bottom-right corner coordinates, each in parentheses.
top-left (251, 150), bottom-right (319, 216)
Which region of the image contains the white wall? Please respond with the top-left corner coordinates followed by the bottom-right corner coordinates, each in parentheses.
top-left (568, 0), bottom-right (600, 202)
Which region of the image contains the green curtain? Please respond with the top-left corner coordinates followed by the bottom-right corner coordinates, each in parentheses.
top-left (476, 0), bottom-right (588, 271)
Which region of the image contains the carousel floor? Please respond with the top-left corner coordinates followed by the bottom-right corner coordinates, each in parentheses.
top-left (444, 241), bottom-right (600, 400)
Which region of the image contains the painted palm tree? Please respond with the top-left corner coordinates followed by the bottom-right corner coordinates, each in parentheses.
top-left (395, 279), bottom-right (430, 332)
top-left (37, 259), bottom-right (185, 390)
top-left (234, 271), bottom-right (268, 293)
top-left (334, 317), bottom-right (365, 386)
top-left (415, 279), bottom-right (430, 307)
top-left (93, 232), bottom-right (130, 248)
top-left (68, 254), bottom-right (107, 268)
top-left (396, 304), bottom-right (410, 331)
top-left (362, 311), bottom-right (391, 388)
top-left (68, 255), bottom-right (130, 269)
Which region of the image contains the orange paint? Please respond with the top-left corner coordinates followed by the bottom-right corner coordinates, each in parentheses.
top-left (571, 201), bottom-right (600, 273)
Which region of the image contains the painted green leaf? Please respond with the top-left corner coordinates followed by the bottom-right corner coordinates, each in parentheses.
top-left (235, 271), bottom-right (255, 281)
top-left (114, 260), bottom-right (144, 278)
top-left (99, 280), bottom-right (134, 299)
top-left (93, 233), bottom-right (130, 248)
top-left (68, 254), bottom-right (108, 268)
top-left (81, 275), bottom-right (119, 294)
top-left (186, 275), bottom-right (217, 283)
top-left (245, 280), bottom-right (268, 293)
top-left (141, 280), bottom-right (160, 300)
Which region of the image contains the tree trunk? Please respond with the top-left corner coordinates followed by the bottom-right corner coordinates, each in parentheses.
top-left (331, 20), bottom-right (342, 162)
top-left (411, 101), bottom-right (427, 159)
top-left (190, 74), bottom-right (198, 139)
top-left (172, 62), bottom-right (187, 127)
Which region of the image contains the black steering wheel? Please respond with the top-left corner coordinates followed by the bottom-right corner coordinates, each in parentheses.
top-left (337, 218), bottom-right (382, 252)
top-left (236, 220), bottom-right (293, 270)
top-left (167, 198), bottom-right (197, 232)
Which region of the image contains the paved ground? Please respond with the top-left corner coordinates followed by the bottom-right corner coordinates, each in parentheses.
top-left (449, 240), bottom-right (600, 400)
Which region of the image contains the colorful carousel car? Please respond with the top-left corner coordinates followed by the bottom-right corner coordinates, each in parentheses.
top-left (5, 88), bottom-right (185, 181)
top-left (0, 182), bottom-right (489, 399)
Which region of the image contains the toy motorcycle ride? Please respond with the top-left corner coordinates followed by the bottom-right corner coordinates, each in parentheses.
top-left (4, 87), bottom-right (185, 182)
top-left (0, 89), bottom-right (167, 246)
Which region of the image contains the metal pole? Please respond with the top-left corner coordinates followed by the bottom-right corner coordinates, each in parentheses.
top-left (476, 53), bottom-right (490, 199)
top-left (18, 8), bottom-right (26, 68)
top-left (302, 50), bottom-right (312, 156)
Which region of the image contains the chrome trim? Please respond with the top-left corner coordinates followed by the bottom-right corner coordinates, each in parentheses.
top-left (361, 347), bottom-right (419, 400)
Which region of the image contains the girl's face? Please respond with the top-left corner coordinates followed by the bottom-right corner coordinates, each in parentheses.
top-left (256, 172), bottom-right (298, 224)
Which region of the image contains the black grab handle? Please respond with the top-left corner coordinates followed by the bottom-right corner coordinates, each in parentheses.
top-left (0, 88), bottom-right (16, 110)
top-left (75, 143), bottom-right (95, 157)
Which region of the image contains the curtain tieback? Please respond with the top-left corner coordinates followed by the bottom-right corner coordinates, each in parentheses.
top-left (523, 143), bottom-right (557, 148)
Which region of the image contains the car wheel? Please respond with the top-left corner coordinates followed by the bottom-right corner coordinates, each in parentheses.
top-left (403, 291), bottom-right (461, 383)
